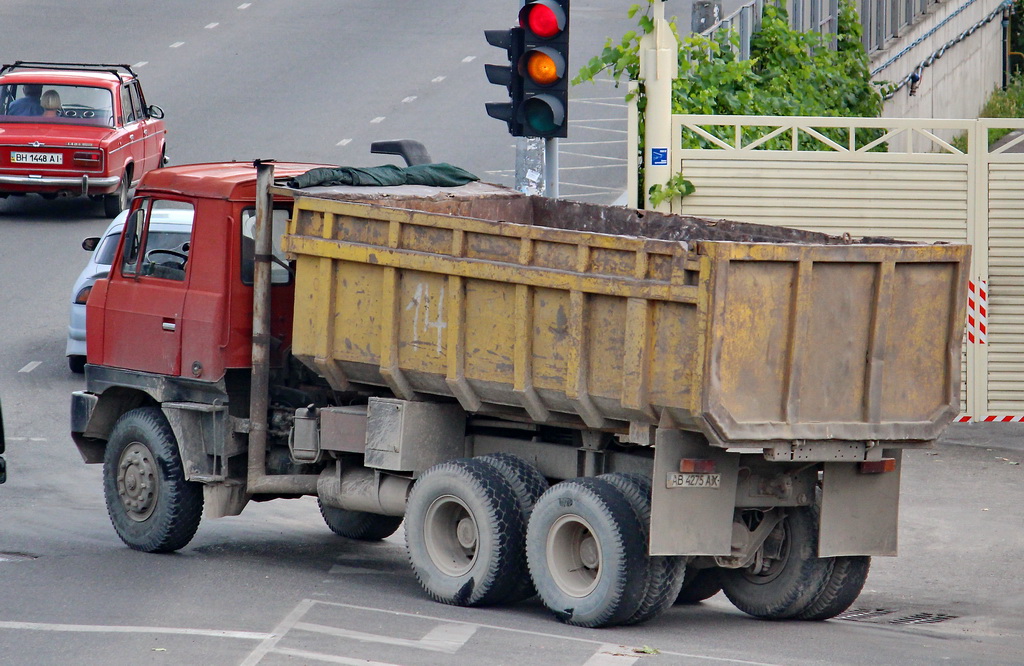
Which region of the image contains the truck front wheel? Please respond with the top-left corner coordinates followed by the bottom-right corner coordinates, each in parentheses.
top-left (405, 458), bottom-right (525, 606)
top-left (526, 477), bottom-right (649, 628)
top-left (102, 407), bottom-right (203, 553)
top-left (719, 507), bottom-right (833, 619)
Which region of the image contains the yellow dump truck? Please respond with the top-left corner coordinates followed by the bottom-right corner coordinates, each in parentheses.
top-left (71, 160), bottom-right (970, 628)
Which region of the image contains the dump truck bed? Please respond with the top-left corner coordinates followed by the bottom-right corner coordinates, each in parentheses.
top-left (276, 185), bottom-right (970, 448)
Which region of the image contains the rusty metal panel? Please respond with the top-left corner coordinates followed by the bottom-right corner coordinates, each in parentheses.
top-left (284, 192), bottom-right (970, 446)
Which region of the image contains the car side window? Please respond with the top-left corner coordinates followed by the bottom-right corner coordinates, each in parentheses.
top-left (121, 199), bottom-right (195, 281)
top-left (128, 83), bottom-right (145, 122)
top-left (120, 87), bottom-right (134, 124)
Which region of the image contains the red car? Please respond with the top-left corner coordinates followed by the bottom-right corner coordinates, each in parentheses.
top-left (0, 61), bottom-right (167, 217)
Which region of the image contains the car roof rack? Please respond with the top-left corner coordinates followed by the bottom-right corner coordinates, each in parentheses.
top-left (0, 61), bottom-right (136, 81)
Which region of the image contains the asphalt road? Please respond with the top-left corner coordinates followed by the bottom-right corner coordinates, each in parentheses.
top-left (1, 2), bottom-right (1023, 665)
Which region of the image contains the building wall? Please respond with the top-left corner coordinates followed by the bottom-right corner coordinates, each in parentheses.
top-left (872, 0), bottom-right (1007, 124)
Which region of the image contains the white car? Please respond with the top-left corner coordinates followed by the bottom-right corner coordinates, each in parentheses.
top-left (66, 209), bottom-right (193, 373)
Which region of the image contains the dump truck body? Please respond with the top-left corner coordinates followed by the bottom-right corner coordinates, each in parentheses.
top-left (282, 190), bottom-right (969, 451)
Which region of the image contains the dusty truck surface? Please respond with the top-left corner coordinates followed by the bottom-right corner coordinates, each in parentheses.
top-left (70, 160), bottom-right (970, 628)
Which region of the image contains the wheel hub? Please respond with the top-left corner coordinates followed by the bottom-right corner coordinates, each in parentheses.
top-left (546, 514), bottom-right (602, 598)
top-left (423, 495), bottom-right (478, 577)
top-left (117, 442), bottom-right (158, 522)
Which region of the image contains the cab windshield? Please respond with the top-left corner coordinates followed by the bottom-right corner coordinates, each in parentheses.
top-left (0, 84), bottom-right (114, 127)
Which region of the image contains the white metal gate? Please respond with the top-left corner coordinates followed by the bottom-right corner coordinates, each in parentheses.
top-left (647, 114), bottom-right (1024, 421)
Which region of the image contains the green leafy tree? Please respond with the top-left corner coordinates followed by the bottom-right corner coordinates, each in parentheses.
top-left (575, 0), bottom-right (884, 204)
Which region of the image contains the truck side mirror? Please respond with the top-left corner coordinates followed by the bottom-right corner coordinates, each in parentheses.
top-left (82, 236), bottom-right (100, 252)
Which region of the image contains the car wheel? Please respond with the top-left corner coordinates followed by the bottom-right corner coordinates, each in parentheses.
top-left (104, 172), bottom-right (129, 218)
top-left (68, 355), bottom-right (86, 374)
top-left (102, 407), bottom-right (203, 552)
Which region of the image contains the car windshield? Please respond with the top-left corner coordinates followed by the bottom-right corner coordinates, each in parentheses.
top-left (0, 83), bottom-right (114, 127)
top-left (94, 231), bottom-right (122, 265)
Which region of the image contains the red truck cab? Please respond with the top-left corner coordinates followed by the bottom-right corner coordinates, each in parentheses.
top-left (85, 162), bottom-right (320, 381)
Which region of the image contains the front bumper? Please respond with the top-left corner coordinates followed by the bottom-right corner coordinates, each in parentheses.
top-left (0, 173), bottom-right (120, 196)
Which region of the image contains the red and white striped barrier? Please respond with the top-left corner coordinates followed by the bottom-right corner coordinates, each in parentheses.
top-left (967, 280), bottom-right (988, 344)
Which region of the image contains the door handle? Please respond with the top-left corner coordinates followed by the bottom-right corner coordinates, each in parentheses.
top-left (162, 320), bottom-right (176, 332)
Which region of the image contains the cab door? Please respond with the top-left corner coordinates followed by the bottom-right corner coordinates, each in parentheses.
top-left (101, 198), bottom-right (194, 376)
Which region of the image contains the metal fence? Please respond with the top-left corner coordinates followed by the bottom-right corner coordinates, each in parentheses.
top-left (699, 0), bottom-right (942, 55)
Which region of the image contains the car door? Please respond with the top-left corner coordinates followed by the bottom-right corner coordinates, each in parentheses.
top-left (101, 198), bottom-right (194, 376)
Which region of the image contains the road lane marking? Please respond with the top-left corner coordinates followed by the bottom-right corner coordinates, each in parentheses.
top-left (0, 621), bottom-right (271, 640)
top-left (18, 362), bottom-right (41, 373)
top-left (370, 117), bottom-right (385, 124)
top-left (205, 22), bottom-right (219, 29)
top-left (271, 648), bottom-right (399, 665)
top-left (6, 437), bottom-right (47, 442)
top-left (462, 56), bottom-right (476, 63)
top-left (402, 96), bottom-right (417, 104)
top-left (238, 2), bottom-right (252, 8)
top-left (241, 598), bottom-right (314, 666)
top-left (302, 600), bottom-right (785, 665)
top-left (290, 621), bottom-right (477, 654)
top-left (336, 139), bottom-right (353, 147)
top-left (133, 61), bottom-right (149, 68)
top-left (432, 76), bottom-right (446, 83)
top-left (170, 41), bottom-right (185, 48)
top-left (584, 644), bottom-right (640, 665)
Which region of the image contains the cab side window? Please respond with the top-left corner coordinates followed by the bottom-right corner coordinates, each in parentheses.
top-left (121, 199), bottom-right (195, 281)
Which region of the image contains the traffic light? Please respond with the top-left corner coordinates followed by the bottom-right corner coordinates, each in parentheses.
top-left (485, 26), bottom-right (525, 136)
top-left (485, 0), bottom-right (569, 139)
top-left (518, 0), bottom-right (570, 138)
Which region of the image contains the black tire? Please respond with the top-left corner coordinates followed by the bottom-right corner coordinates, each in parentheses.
top-left (68, 355), bottom-right (86, 374)
top-left (527, 477), bottom-right (649, 628)
top-left (719, 507), bottom-right (834, 619)
top-left (102, 407), bottom-right (203, 553)
top-left (405, 458), bottom-right (526, 607)
top-left (318, 499), bottom-right (403, 541)
top-left (104, 171), bottom-right (129, 218)
top-left (475, 453), bottom-right (549, 603)
top-left (675, 566), bottom-right (722, 604)
top-left (599, 472), bottom-right (686, 625)
top-left (795, 556), bottom-right (871, 621)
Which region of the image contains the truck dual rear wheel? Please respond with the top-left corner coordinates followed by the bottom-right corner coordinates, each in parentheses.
top-left (795, 555), bottom-right (871, 621)
top-left (317, 500), bottom-right (403, 541)
top-left (475, 453), bottom-right (549, 603)
top-left (102, 407), bottom-right (203, 553)
top-left (405, 458), bottom-right (526, 606)
top-left (675, 566), bottom-right (723, 604)
top-left (598, 473), bottom-right (686, 625)
top-left (526, 477), bottom-right (649, 628)
top-left (719, 506), bottom-right (833, 619)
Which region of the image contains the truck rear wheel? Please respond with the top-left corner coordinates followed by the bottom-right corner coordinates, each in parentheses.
top-left (526, 477), bottom-right (648, 628)
top-left (599, 473), bottom-right (686, 625)
top-left (719, 507), bottom-right (833, 619)
top-left (317, 500), bottom-right (402, 541)
top-left (675, 566), bottom-right (722, 604)
top-left (102, 407), bottom-right (203, 553)
top-left (405, 458), bottom-right (525, 606)
top-left (475, 453), bottom-right (549, 603)
top-left (795, 555), bottom-right (871, 621)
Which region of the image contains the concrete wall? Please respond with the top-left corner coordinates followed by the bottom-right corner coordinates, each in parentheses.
top-left (873, 0), bottom-right (1006, 124)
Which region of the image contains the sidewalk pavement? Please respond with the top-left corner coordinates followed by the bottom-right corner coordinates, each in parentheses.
top-left (938, 421), bottom-right (1024, 453)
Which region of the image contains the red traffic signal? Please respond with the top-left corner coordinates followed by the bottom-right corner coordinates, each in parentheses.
top-left (517, 0), bottom-right (570, 139)
top-left (519, 0), bottom-right (567, 39)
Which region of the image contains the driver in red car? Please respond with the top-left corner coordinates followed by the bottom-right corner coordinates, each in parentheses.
top-left (8, 83), bottom-right (43, 115)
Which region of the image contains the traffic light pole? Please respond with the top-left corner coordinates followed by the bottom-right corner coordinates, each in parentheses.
top-left (515, 136), bottom-right (545, 195)
top-left (544, 137), bottom-right (558, 198)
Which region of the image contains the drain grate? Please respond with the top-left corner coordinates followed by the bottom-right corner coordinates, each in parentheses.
top-left (837, 608), bottom-right (959, 626)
